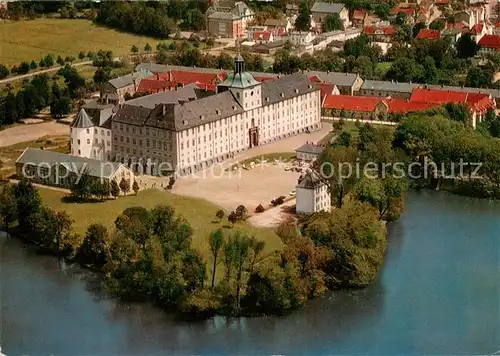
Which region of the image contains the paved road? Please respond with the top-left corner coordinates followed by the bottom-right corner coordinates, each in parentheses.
top-left (0, 60), bottom-right (94, 85)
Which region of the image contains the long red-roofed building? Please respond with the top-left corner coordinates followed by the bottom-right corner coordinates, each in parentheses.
top-left (478, 34), bottom-right (500, 53)
top-left (416, 29), bottom-right (441, 40)
top-left (137, 70), bottom-right (227, 94)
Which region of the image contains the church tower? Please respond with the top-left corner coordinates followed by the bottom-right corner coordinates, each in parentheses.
top-left (217, 52), bottom-right (262, 111)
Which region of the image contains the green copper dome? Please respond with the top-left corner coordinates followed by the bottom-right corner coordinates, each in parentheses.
top-left (219, 53), bottom-right (260, 89)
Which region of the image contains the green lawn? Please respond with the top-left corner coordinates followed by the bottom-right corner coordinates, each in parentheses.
top-left (38, 187), bottom-right (283, 258)
top-left (376, 61), bottom-right (393, 75)
top-left (0, 19), bottom-right (163, 65)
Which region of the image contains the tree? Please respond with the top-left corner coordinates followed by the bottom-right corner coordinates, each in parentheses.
top-left (132, 180), bottom-right (139, 195)
top-left (144, 43), bottom-right (152, 54)
top-left (456, 33), bottom-right (479, 59)
top-left (119, 177), bottom-right (130, 195)
top-left (354, 176), bottom-right (407, 220)
top-left (322, 13), bottom-right (342, 32)
top-left (466, 66), bottom-right (492, 88)
top-left (429, 18), bottom-right (445, 31)
top-left (131, 45), bottom-right (139, 55)
top-left (110, 180), bottom-right (120, 198)
top-left (444, 103), bottom-right (471, 125)
top-left (412, 22), bottom-right (427, 38)
top-left (385, 57), bottom-right (424, 83)
top-left (209, 229), bottom-right (224, 289)
top-left (56, 55), bottom-right (65, 66)
top-left (478, 108), bottom-right (500, 138)
top-left (374, 3), bottom-right (391, 20)
top-left (216, 209), bottom-right (224, 222)
top-left (18, 62), bottom-right (30, 74)
top-left (318, 146), bottom-right (360, 208)
top-left (395, 12), bottom-right (407, 26)
top-left (50, 96), bottom-right (72, 119)
top-left (227, 211), bottom-right (237, 227)
top-left (29, 60), bottom-right (38, 70)
top-left (294, 1), bottom-right (311, 31)
top-left (44, 54), bottom-right (54, 67)
top-left (79, 223), bottom-right (111, 266)
top-left (13, 179), bottom-right (42, 232)
top-left (0, 64), bottom-right (9, 79)
top-left (235, 205), bottom-right (247, 221)
top-left (93, 66), bottom-right (111, 85)
top-left (70, 171), bottom-right (93, 201)
top-left (0, 184), bottom-right (18, 233)
top-left (78, 51), bottom-right (86, 60)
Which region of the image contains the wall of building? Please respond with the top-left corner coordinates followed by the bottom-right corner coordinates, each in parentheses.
top-left (296, 186), bottom-right (315, 214)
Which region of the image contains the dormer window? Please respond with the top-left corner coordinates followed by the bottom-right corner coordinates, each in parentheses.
top-left (294, 89), bottom-right (299, 94)
top-left (183, 120), bottom-right (188, 125)
top-left (216, 110), bottom-right (220, 115)
top-left (265, 97), bottom-right (270, 102)
top-left (308, 84), bottom-right (312, 89)
top-left (200, 115), bottom-right (205, 120)
top-left (280, 93), bottom-right (284, 98)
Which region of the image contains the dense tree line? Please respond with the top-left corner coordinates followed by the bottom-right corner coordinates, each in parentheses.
top-left (95, 1), bottom-right (208, 40)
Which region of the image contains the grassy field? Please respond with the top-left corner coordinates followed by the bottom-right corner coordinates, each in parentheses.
top-left (0, 19), bottom-right (163, 65)
top-left (228, 152), bottom-right (296, 170)
top-left (38, 188), bottom-right (283, 258)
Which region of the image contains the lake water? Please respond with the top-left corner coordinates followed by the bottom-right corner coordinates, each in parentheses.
top-left (1, 191), bottom-right (499, 355)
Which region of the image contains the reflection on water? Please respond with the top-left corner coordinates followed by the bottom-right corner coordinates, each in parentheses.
top-left (1, 191), bottom-right (499, 355)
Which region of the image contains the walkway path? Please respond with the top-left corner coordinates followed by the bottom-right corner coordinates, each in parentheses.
top-left (0, 61), bottom-right (93, 85)
top-left (322, 117), bottom-right (397, 126)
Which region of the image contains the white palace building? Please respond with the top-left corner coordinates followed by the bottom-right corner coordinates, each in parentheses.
top-left (72, 55), bottom-right (322, 176)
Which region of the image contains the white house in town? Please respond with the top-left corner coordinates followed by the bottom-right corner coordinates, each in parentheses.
top-left (295, 142), bottom-right (324, 161)
top-left (296, 169), bottom-right (331, 214)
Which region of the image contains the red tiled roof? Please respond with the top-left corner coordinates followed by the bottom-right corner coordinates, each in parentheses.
top-left (253, 31), bottom-right (272, 41)
top-left (471, 23), bottom-right (484, 35)
top-left (254, 76), bottom-right (277, 82)
top-left (446, 22), bottom-right (466, 30)
top-left (137, 70), bottom-right (226, 93)
top-left (416, 29), bottom-right (441, 40)
top-left (386, 99), bottom-right (440, 113)
top-left (271, 26), bottom-right (287, 36)
top-left (435, 0), bottom-right (448, 4)
top-left (308, 75), bottom-right (324, 83)
top-left (363, 26), bottom-right (396, 35)
top-left (319, 84), bottom-right (337, 102)
top-left (323, 95), bottom-right (383, 112)
top-left (410, 88), bottom-right (467, 103)
top-left (496, 21), bottom-right (500, 28)
top-left (353, 9), bottom-right (366, 20)
top-left (391, 7), bottom-right (415, 15)
top-left (478, 34), bottom-right (500, 49)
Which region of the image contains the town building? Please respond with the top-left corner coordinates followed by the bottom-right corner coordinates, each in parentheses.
top-left (296, 169), bottom-right (331, 214)
top-left (111, 55), bottom-right (322, 176)
top-left (311, 1), bottom-right (350, 29)
top-left (295, 142), bottom-right (324, 161)
top-left (363, 25), bottom-right (396, 42)
top-left (252, 31), bottom-right (274, 43)
top-left (359, 80), bottom-right (420, 99)
top-left (101, 70), bottom-right (151, 103)
top-left (352, 9), bottom-right (367, 27)
top-left (307, 71), bottom-right (363, 95)
top-left (252, 40), bottom-right (285, 54)
top-left (289, 31), bottom-right (315, 46)
top-left (478, 34), bottom-right (500, 53)
top-left (263, 18), bottom-right (292, 32)
top-left (416, 28), bottom-right (441, 40)
top-left (16, 148), bottom-right (135, 191)
top-left (207, 0), bottom-right (254, 38)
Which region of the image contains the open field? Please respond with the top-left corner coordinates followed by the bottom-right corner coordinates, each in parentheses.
top-left (38, 187), bottom-right (283, 258)
top-left (0, 121), bottom-right (69, 147)
top-left (0, 19), bottom-right (163, 65)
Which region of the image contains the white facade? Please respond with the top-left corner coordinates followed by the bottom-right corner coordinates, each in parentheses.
top-left (174, 88), bottom-right (321, 174)
top-left (289, 31), bottom-right (315, 46)
top-left (296, 170), bottom-right (331, 214)
top-left (70, 126), bottom-right (112, 161)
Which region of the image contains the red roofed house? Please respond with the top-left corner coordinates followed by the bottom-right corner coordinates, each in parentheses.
top-left (352, 9), bottom-right (367, 28)
top-left (385, 99), bottom-right (440, 114)
top-left (363, 25), bottom-right (396, 42)
top-left (470, 23), bottom-right (489, 43)
top-left (478, 34), bottom-right (500, 54)
top-left (391, 6), bottom-right (415, 17)
top-left (323, 95), bottom-right (388, 120)
top-left (318, 84), bottom-right (340, 105)
top-left (416, 28), bottom-right (441, 40)
top-left (253, 31), bottom-right (274, 43)
top-left (494, 22), bottom-right (500, 35)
